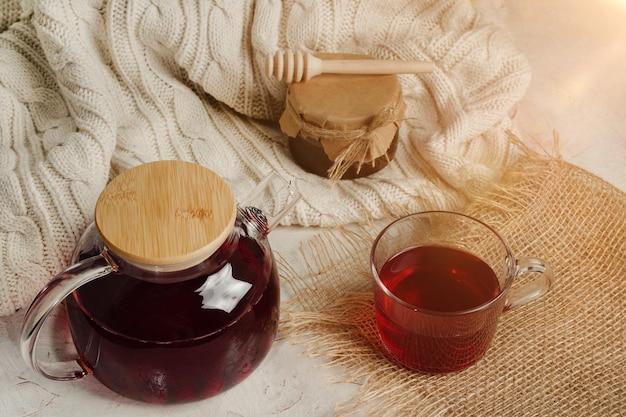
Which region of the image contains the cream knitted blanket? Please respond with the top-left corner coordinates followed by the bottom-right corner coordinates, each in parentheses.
top-left (0, 0), bottom-right (530, 316)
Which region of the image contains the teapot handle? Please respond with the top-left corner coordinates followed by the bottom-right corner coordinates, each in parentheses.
top-left (239, 170), bottom-right (301, 234)
top-left (20, 252), bottom-right (117, 381)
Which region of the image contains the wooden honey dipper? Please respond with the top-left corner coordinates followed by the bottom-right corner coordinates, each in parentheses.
top-left (265, 50), bottom-right (434, 82)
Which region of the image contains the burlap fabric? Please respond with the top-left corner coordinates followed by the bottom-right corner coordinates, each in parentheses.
top-left (280, 142), bottom-right (626, 416)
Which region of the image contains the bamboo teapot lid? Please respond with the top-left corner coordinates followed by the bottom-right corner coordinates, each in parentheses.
top-left (95, 161), bottom-right (237, 270)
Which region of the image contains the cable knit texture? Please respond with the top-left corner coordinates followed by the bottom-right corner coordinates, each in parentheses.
top-left (0, 0), bottom-right (530, 316)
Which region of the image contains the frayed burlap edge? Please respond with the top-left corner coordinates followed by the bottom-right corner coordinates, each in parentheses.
top-left (279, 135), bottom-right (626, 416)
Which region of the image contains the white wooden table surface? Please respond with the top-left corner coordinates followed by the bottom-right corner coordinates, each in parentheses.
top-left (2, 1), bottom-right (625, 416)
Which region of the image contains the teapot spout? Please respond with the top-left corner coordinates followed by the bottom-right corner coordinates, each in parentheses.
top-left (238, 170), bottom-right (301, 235)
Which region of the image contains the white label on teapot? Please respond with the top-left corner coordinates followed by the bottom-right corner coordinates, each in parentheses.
top-left (195, 263), bottom-right (252, 313)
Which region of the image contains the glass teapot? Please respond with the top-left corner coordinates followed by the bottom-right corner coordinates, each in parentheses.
top-left (20, 160), bottom-right (300, 404)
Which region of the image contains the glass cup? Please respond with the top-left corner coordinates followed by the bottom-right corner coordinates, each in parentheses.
top-left (371, 211), bottom-right (553, 373)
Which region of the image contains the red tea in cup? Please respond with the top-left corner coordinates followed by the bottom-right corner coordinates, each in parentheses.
top-left (371, 212), bottom-right (552, 373)
top-left (379, 245), bottom-right (500, 312)
top-left (376, 245), bottom-right (501, 373)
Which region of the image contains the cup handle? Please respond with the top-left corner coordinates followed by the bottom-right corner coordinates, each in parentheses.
top-left (20, 252), bottom-right (117, 381)
top-left (505, 256), bottom-right (553, 311)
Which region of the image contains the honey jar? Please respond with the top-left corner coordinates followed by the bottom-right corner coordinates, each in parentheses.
top-left (279, 53), bottom-right (406, 181)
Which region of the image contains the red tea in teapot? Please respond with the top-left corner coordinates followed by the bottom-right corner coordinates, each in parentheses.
top-left (66, 233), bottom-right (278, 404)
